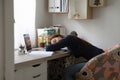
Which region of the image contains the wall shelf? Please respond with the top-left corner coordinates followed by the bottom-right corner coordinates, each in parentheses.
top-left (68, 0), bottom-right (92, 19)
top-left (89, 0), bottom-right (107, 7)
top-left (48, 0), bottom-right (68, 13)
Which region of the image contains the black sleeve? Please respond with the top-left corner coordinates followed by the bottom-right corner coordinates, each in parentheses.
top-left (46, 35), bottom-right (73, 51)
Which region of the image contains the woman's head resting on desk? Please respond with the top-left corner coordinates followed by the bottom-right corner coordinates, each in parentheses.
top-left (49, 34), bottom-right (68, 51)
top-left (50, 34), bottom-right (64, 44)
top-left (50, 31), bottom-right (78, 44)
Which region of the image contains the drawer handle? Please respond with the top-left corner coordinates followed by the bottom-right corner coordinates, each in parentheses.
top-left (14, 69), bottom-right (17, 72)
top-left (33, 74), bottom-right (41, 78)
top-left (32, 63), bottom-right (41, 67)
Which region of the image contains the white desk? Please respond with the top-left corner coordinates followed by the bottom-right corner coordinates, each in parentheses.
top-left (14, 50), bottom-right (70, 80)
top-left (15, 50), bottom-right (69, 68)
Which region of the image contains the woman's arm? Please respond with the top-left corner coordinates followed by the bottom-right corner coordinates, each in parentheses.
top-left (46, 35), bottom-right (74, 51)
top-left (46, 38), bottom-right (68, 51)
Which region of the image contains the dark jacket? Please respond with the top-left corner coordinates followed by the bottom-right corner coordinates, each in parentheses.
top-left (46, 35), bottom-right (104, 60)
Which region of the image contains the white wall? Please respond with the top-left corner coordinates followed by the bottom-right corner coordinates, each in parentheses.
top-left (0, 0), bottom-right (14, 80)
top-left (35, 0), bottom-right (52, 28)
top-left (53, 0), bottom-right (120, 49)
top-left (4, 0), bottom-right (14, 80)
top-left (0, 0), bottom-right (4, 79)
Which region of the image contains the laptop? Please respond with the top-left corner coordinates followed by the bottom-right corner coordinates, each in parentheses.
top-left (23, 34), bottom-right (44, 52)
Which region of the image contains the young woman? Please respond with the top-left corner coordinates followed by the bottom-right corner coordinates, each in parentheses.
top-left (46, 34), bottom-right (104, 80)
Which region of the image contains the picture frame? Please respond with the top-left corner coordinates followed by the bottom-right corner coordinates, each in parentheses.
top-left (23, 34), bottom-right (32, 51)
top-left (89, 0), bottom-right (106, 7)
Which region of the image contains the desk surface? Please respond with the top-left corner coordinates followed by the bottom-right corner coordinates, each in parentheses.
top-left (14, 50), bottom-right (70, 68)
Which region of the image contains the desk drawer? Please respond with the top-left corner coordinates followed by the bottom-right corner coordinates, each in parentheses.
top-left (26, 72), bottom-right (47, 80)
top-left (24, 61), bottom-right (47, 74)
top-left (15, 61), bottom-right (47, 80)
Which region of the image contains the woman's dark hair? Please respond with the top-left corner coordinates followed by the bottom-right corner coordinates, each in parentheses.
top-left (70, 31), bottom-right (78, 37)
top-left (50, 34), bottom-right (64, 41)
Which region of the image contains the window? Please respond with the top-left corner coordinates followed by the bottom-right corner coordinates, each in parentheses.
top-left (14, 0), bottom-right (36, 49)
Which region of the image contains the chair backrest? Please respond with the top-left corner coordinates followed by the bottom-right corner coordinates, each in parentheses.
top-left (76, 44), bottom-right (120, 80)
